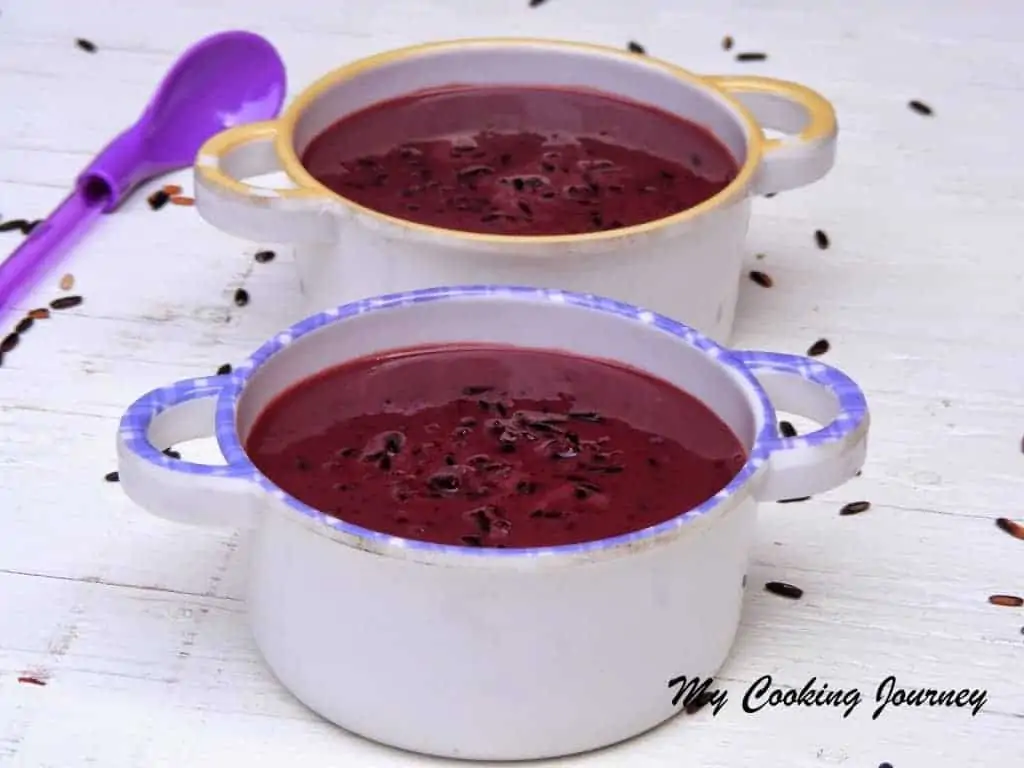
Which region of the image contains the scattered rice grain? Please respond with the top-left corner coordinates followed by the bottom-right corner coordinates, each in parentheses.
top-left (104, 471), bottom-right (120, 482)
top-left (778, 420), bottom-right (797, 438)
top-left (217, 363), bottom-right (232, 376)
top-left (988, 594), bottom-right (1023, 608)
top-left (28, 308), bottom-right (50, 320)
top-left (75, 38), bottom-right (97, 53)
top-left (233, 287), bottom-right (250, 307)
top-left (50, 295), bottom-right (83, 310)
top-left (839, 500), bottom-right (871, 516)
top-left (627, 41), bottom-right (646, 54)
top-left (908, 100), bottom-right (933, 116)
top-left (814, 229), bottom-right (830, 249)
top-left (162, 184), bottom-right (183, 195)
top-left (721, 35), bottom-right (734, 51)
top-left (685, 692), bottom-right (715, 714)
top-left (254, 249), bottom-right (276, 263)
top-left (170, 195), bottom-right (195, 206)
top-left (749, 270), bottom-right (773, 288)
top-left (14, 317), bottom-right (33, 334)
top-left (764, 581), bottom-right (803, 599)
top-left (736, 52), bottom-right (767, 62)
top-left (147, 190), bottom-right (170, 210)
top-left (0, 333), bottom-right (19, 354)
top-left (995, 517), bottom-right (1024, 540)
top-left (806, 338), bottom-right (830, 357)
top-left (0, 219), bottom-right (28, 233)
top-left (59, 273), bottom-right (75, 291)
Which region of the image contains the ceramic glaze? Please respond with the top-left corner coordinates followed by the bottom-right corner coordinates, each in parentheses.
top-left (116, 285), bottom-right (869, 760)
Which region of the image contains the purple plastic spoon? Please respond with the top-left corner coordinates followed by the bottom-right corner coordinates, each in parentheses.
top-left (0, 30), bottom-right (286, 323)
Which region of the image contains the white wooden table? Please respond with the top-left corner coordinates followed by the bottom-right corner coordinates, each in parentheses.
top-left (1, 1), bottom-right (1022, 766)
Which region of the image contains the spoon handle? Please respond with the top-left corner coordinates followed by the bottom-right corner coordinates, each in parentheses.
top-left (0, 189), bottom-right (105, 325)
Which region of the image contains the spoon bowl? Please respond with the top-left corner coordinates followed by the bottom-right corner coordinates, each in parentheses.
top-left (85, 30), bottom-right (288, 209)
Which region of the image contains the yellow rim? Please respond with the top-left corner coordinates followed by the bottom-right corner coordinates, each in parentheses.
top-left (702, 75), bottom-right (837, 153)
top-left (196, 121), bottom-right (324, 203)
top-left (218, 38), bottom-right (800, 244)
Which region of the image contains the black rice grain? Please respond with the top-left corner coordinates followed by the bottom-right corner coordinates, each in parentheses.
top-left (163, 448), bottom-right (182, 460)
top-left (806, 338), bottom-right (830, 357)
top-left (50, 295), bottom-right (83, 310)
top-left (778, 420), bottom-right (797, 438)
top-left (0, 219), bottom-right (29, 233)
top-left (879, 763), bottom-right (894, 768)
top-left (764, 581), bottom-right (803, 599)
top-left (28, 308), bottom-right (50, 320)
top-left (104, 471), bottom-right (120, 482)
top-left (0, 333), bottom-right (19, 354)
top-left (908, 100), bottom-right (933, 116)
top-left (736, 52), bottom-right (767, 62)
top-left (75, 38), bottom-right (98, 53)
top-left (254, 249), bottom-right (276, 263)
top-left (749, 270), bottom-right (773, 288)
top-left (777, 496), bottom-right (811, 504)
top-left (995, 517), bottom-right (1024, 540)
top-left (721, 35), bottom-right (734, 51)
top-left (216, 363), bottom-right (232, 376)
top-left (528, 0), bottom-right (548, 6)
top-left (988, 594), bottom-right (1024, 608)
top-left (627, 41), bottom-right (646, 55)
top-left (839, 500), bottom-right (871, 516)
top-left (814, 229), bottom-right (830, 249)
top-left (147, 190), bottom-right (170, 210)
top-left (233, 288), bottom-right (249, 307)
top-left (684, 692), bottom-right (715, 715)
top-left (15, 317), bottom-right (33, 334)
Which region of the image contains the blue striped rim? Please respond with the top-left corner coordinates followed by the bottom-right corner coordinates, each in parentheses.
top-left (119, 285), bottom-right (863, 558)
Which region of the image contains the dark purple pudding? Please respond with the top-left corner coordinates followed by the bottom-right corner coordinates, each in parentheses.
top-left (300, 85), bottom-right (739, 236)
top-left (245, 343), bottom-right (747, 548)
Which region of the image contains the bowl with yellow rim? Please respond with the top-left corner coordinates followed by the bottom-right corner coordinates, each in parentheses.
top-left (193, 38), bottom-right (837, 343)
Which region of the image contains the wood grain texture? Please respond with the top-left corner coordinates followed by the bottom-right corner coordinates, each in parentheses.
top-left (1, 0), bottom-right (1022, 766)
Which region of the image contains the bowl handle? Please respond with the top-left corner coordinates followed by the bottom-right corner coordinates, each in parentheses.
top-left (116, 374), bottom-right (260, 529)
top-left (704, 75), bottom-right (837, 196)
top-left (731, 350), bottom-right (869, 502)
top-left (193, 121), bottom-right (337, 245)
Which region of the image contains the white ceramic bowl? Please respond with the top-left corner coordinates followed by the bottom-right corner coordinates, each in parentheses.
top-left (116, 286), bottom-right (868, 761)
top-left (193, 38), bottom-right (838, 343)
